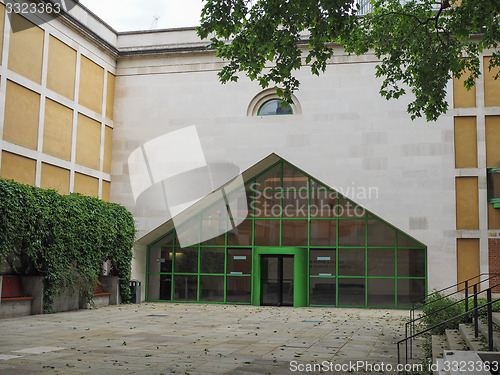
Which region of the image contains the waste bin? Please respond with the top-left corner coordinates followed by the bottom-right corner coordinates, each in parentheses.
top-left (130, 280), bottom-right (141, 303)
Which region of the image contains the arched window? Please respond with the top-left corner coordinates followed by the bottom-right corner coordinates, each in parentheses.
top-left (257, 99), bottom-right (293, 116)
top-left (247, 88), bottom-right (301, 116)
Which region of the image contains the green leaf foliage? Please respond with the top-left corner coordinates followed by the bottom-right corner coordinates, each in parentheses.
top-left (0, 179), bottom-right (136, 312)
top-left (198, 0), bottom-right (500, 121)
top-left (420, 292), bottom-right (465, 334)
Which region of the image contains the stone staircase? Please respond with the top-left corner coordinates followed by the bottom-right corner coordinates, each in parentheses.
top-left (431, 313), bottom-right (500, 375)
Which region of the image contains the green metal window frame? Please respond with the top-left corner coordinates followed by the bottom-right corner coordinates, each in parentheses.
top-left (146, 160), bottom-right (427, 309)
top-left (488, 168), bottom-right (500, 208)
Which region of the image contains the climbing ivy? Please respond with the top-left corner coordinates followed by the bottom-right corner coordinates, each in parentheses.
top-left (0, 179), bottom-right (136, 312)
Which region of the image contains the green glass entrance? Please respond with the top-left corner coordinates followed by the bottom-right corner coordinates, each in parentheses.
top-left (260, 255), bottom-right (293, 306)
top-left (252, 247), bottom-right (308, 307)
top-left (146, 157), bottom-right (427, 308)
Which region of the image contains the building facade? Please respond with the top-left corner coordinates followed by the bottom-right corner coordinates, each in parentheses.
top-left (0, 0), bottom-right (499, 306)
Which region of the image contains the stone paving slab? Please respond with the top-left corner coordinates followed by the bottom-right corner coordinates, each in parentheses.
top-left (0, 303), bottom-right (423, 374)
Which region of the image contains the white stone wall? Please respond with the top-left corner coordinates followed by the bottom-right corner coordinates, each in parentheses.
top-left (111, 34), bottom-right (466, 294)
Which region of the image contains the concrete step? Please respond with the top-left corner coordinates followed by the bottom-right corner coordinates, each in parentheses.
top-left (459, 324), bottom-right (486, 351)
top-left (432, 334), bottom-right (447, 363)
top-left (493, 312), bottom-right (500, 328)
top-left (445, 329), bottom-right (465, 351)
top-left (434, 358), bottom-right (449, 375)
top-left (443, 350), bottom-right (492, 375)
top-left (477, 321), bottom-right (500, 351)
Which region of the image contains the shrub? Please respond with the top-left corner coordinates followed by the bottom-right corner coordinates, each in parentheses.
top-left (420, 291), bottom-right (465, 335)
top-left (0, 179), bottom-right (136, 312)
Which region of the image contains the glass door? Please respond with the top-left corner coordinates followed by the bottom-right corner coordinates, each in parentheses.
top-left (260, 255), bottom-right (294, 306)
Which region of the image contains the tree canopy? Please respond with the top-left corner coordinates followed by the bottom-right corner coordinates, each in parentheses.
top-left (197, 0), bottom-right (500, 121)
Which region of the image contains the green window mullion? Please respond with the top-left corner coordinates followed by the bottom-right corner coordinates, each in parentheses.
top-left (224, 246), bottom-right (228, 303)
top-left (365, 217), bottom-right (368, 307)
top-left (306, 247), bottom-right (310, 306)
top-left (197, 246), bottom-right (201, 302)
top-left (425, 247), bottom-right (428, 299)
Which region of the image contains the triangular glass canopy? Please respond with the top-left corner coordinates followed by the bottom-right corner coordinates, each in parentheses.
top-left (146, 156), bottom-right (426, 308)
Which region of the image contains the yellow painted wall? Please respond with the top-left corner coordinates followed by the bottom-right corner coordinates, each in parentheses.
top-left (43, 99), bottom-right (73, 161)
top-left (47, 35), bottom-right (77, 100)
top-left (40, 163), bottom-right (70, 194)
top-left (484, 57), bottom-right (500, 107)
top-left (486, 116), bottom-right (500, 168)
top-left (103, 126), bottom-right (112, 174)
top-left (76, 113), bottom-right (101, 170)
top-left (3, 80), bottom-right (40, 150)
top-left (74, 172), bottom-right (99, 197)
top-left (456, 177), bottom-right (479, 230)
top-left (488, 204), bottom-right (500, 230)
top-left (79, 55), bottom-right (104, 114)
top-left (453, 71), bottom-right (476, 108)
top-left (8, 13), bottom-right (44, 84)
top-left (457, 238), bottom-right (480, 290)
top-left (106, 72), bottom-right (115, 120)
top-left (0, 151), bottom-right (36, 185)
top-left (0, 3), bottom-right (5, 65)
top-left (454, 116), bottom-right (477, 168)
top-left (102, 180), bottom-right (110, 202)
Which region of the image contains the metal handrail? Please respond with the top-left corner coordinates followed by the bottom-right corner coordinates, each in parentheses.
top-left (398, 282), bottom-right (500, 370)
top-left (407, 273), bottom-right (500, 358)
top-left (411, 273), bottom-right (500, 309)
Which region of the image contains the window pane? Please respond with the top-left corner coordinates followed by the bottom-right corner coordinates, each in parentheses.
top-left (309, 278), bottom-right (336, 305)
top-left (282, 163), bottom-right (308, 189)
top-left (226, 276), bottom-right (251, 303)
top-left (282, 191), bottom-right (308, 218)
top-left (367, 249), bottom-right (395, 277)
top-left (200, 219), bottom-right (226, 246)
top-left (338, 248), bottom-right (365, 276)
top-left (254, 190), bottom-right (281, 218)
top-left (258, 99), bottom-right (292, 116)
top-left (174, 247), bottom-right (198, 273)
top-left (200, 247), bottom-right (225, 274)
top-left (255, 220), bottom-right (280, 246)
top-left (226, 185), bottom-right (252, 219)
top-left (174, 275), bottom-right (197, 301)
top-left (310, 220), bottom-right (336, 246)
top-left (338, 197), bottom-right (365, 218)
top-left (310, 189), bottom-right (337, 218)
top-left (397, 279), bottom-right (426, 307)
top-left (397, 232), bottom-right (422, 247)
top-left (338, 220), bottom-right (366, 246)
top-left (309, 249), bottom-right (336, 276)
top-left (282, 220), bottom-right (308, 246)
top-left (367, 220), bottom-right (395, 247)
top-left (148, 274), bottom-right (172, 301)
top-left (367, 279), bottom-right (395, 307)
top-left (227, 219), bottom-right (252, 246)
top-left (153, 233), bottom-right (174, 246)
top-left (149, 246), bottom-right (173, 273)
top-left (227, 248), bottom-right (252, 274)
top-left (338, 278), bottom-right (365, 306)
top-left (397, 248), bottom-right (426, 277)
top-left (254, 164), bottom-right (281, 190)
top-left (199, 275), bottom-right (224, 302)
top-left (492, 171), bottom-right (500, 199)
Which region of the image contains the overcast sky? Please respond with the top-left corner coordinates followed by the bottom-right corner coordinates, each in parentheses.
top-left (79, 0), bottom-right (204, 31)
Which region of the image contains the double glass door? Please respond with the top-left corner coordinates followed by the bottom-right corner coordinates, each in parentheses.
top-left (260, 255), bottom-right (294, 306)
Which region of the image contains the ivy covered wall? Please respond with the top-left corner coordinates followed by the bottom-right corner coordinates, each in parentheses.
top-left (0, 179), bottom-right (136, 312)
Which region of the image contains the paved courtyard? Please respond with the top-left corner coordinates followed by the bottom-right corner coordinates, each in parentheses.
top-left (0, 303), bottom-right (423, 374)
